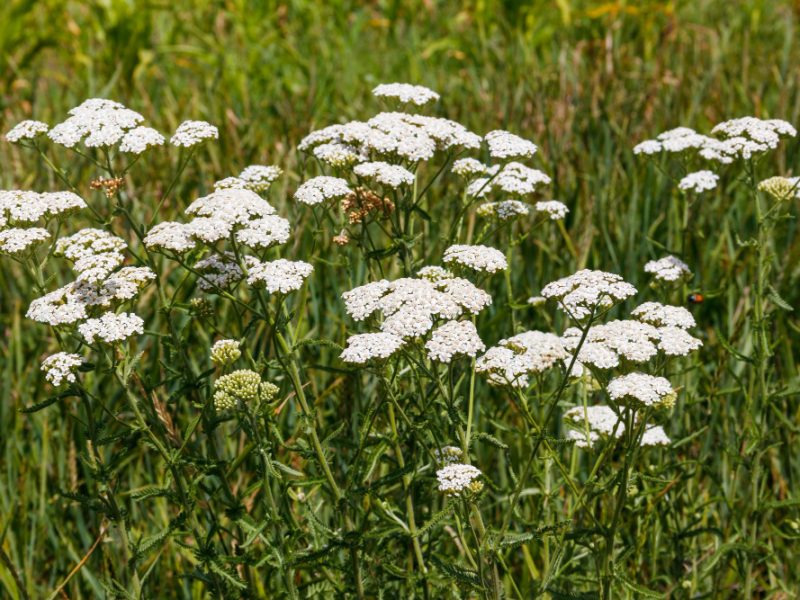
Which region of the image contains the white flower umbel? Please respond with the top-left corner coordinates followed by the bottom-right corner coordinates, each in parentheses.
top-left (452, 158), bottom-right (488, 178)
top-left (340, 332), bottom-right (404, 364)
top-left (477, 331), bottom-right (567, 387)
top-left (541, 269), bottom-right (637, 320)
top-left (238, 165), bottom-right (282, 192)
top-left (372, 83), bottom-right (440, 106)
top-left (484, 130), bottom-right (537, 160)
top-left (0, 190), bottom-right (87, 225)
top-left (55, 228), bottom-right (127, 262)
top-left (6, 120), bottom-right (49, 143)
top-left (477, 200), bottom-right (529, 221)
top-left (195, 253), bottom-right (258, 291)
top-left (417, 266), bottom-right (454, 282)
top-left (78, 312), bottom-right (144, 344)
top-left (235, 215), bottom-right (291, 249)
top-left (353, 161), bottom-right (415, 188)
top-left (186, 188), bottom-right (276, 223)
top-left (607, 373), bottom-right (674, 408)
top-left (443, 244), bottom-right (508, 273)
top-left (711, 117), bottom-right (796, 148)
top-left (632, 140), bottom-right (662, 155)
top-left (468, 162), bottom-right (551, 198)
top-left (565, 405), bottom-right (624, 447)
top-left (640, 425), bottom-right (671, 446)
top-left (41, 352), bottom-right (83, 387)
top-left (425, 320), bottom-right (485, 363)
top-left (0, 228), bottom-right (50, 255)
top-left (294, 176), bottom-right (352, 206)
top-left (656, 326), bottom-right (703, 356)
top-left (119, 126), bottom-right (165, 154)
top-left (678, 170), bottom-right (718, 193)
top-left (211, 339), bottom-right (242, 366)
top-left (170, 120), bottom-right (219, 147)
top-left (313, 142), bottom-right (363, 167)
top-left (26, 287), bottom-right (88, 326)
top-left (247, 259), bottom-right (313, 294)
top-left (562, 320), bottom-right (660, 368)
top-left (436, 464), bottom-right (483, 495)
top-left (644, 255), bottom-right (691, 283)
top-left (631, 302), bottom-right (696, 329)
top-left (144, 221), bottom-right (196, 253)
top-left (47, 99), bottom-right (145, 149)
top-left (535, 200), bottom-right (569, 220)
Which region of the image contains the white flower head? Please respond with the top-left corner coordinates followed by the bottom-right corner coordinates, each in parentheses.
top-left (294, 176), bottom-right (352, 206)
top-left (535, 200), bottom-right (568, 220)
top-left (211, 339), bottom-right (242, 366)
top-left (436, 464), bottom-right (483, 495)
top-left (477, 331), bottom-right (567, 387)
top-left (41, 352), bottom-right (83, 386)
top-left (416, 266), bottom-right (454, 282)
top-left (452, 158), bottom-right (488, 178)
top-left (443, 244), bottom-right (508, 273)
top-left (644, 255), bottom-right (691, 283)
top-left (373, 83), bottom-right (440, 106)
top-left (78, 312), bottom-right (144, 344)
top-left (144, 221), bottom-right (196, 253)
top-left (170, 120), bottom-right (219, 147)
top-left (641, 425), bottom-right (671, 446)
top-left (541, 269), bottom-right (637, 320)
top-left (425, 320), bottom-right (485, 363)
top-left (631, 302), bottom-right (696, 329)
top-left (607, 373), bottom-right (675, 408)
top-left (633, 140), bottom-right (662, 155)
top-left (353, 161), bottom-right (415, 188)
top-left (0, 227), bottom-right (50, 255)
top-left (6, 120), bottom-right (49, 143)
top-left (246, 259), bottom-right (313, 294)
top-left (485, 130), bottom-right (537, 160)
top-left (235, 215), bottom-right (291, 249)
top-left (679, 170), bottom-right (718, 193)
top-left (477, 200), bottom-right (529, 221)
top-left (340, 332), bottom-right (404, 364)
top-left (119, 126), bottom-right (165, 154)
top-left (47, 99), bottom-right (144, 149)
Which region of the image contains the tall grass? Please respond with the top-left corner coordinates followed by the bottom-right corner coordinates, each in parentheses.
top-left (1, 0), bottom-right (800, 597)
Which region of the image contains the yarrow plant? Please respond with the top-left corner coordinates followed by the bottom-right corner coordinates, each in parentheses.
top-left (1, 82), bottom-right (794, 600)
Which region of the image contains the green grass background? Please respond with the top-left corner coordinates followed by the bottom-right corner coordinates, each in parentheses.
top-left (1, 0), bottom-right (800, 597)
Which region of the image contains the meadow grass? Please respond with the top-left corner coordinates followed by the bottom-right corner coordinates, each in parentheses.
top-left (1, 1), bottom-right (800, 598)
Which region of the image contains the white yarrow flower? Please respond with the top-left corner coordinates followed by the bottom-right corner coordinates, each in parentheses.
top-left (607, 373), bottom-right (674, 408)
top-left (535, 200), bottom-right (569, 220)
top-left (0, 227), bottom-right (50, 255)
top-left (644, 255), bottom-right (691, 283)
top-left (353, 161), bottom-right (415, 188)
top-left (436, 464), bottom-right (483, 495)
top-left (340, 332), bottom-right (404, 364)
top-left (485, 130), bottom-right (537, 160)
top-left (170, 120), bottom-right (219, 147)
top-left (41, 352), bottom-right (83, 386)
top-left (6, 120), bottom-right (49, 143)
top-left (425, 320), bottom-right (485, 363)
top-left (119, 126), bottom-right (165, 154)
top-left (79, 312), bottom-right (144, 344)
top-left (541, 269), bottom-right (637, 320)
top-left (294, 176), bottom-right (352, 206)
top-left (372, 83), bottom-right (440, 106)
top-left (678, 170), bottom-right (718, 193)
top-left (443, 244), bottom-right (508, 273)
top-left (246, 259), bottom-right (313, 293)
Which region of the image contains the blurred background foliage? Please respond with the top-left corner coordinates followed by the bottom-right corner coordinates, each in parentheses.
top-left (2, 0), bottom-right (800, 597)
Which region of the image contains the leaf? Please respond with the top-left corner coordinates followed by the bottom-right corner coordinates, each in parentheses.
top-left (429, 555), bottom-right (483, 589)
top-left (472, 432), bottom-right (508, 450)
top-left (19, 396), bottom-right (58, 413)
top-left (208, 558), bottom-right (248, 590)
top-left (414, 503), bottom-right (454, 537)
top-left (713, 328), bottom-right (753, 363)
top-left (767, 285), bottom-right (793, 312)
top-left (616, 572), bottom-right (663, 598)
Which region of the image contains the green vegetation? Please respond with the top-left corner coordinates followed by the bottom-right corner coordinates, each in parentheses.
top-left (1, 1), bottom-right (799, 598)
